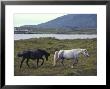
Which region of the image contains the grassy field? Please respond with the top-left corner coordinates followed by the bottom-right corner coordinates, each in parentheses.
top-left (14, 37), bottom-right (97, 76)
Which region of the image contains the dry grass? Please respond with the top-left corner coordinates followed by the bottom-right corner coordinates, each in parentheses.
top-left (14, 38), bottom-right (97, 76)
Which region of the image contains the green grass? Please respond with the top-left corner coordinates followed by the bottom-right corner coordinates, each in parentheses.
top-left (14, 37), bottom-right (97, 76)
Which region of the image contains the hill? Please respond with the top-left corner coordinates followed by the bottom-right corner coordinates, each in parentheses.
top-left (14, 14), bottom-right (97, 34)
top-left (35, 14), bottom-right (97, 29)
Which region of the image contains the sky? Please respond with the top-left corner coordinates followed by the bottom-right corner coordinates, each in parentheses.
top-left (14, 13), bottom-right (67, 27)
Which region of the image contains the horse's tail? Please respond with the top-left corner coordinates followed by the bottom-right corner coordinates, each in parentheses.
top-left (58, 50), bottom-right (64, 59)
top-left (53, 51), bottom-right (59, 66)
top-left (17, 53), bottom-right (23, 57)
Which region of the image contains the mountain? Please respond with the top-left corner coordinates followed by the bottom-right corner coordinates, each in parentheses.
top-left (34, 14), bottom-right (97, 29)
top-left (15, 14), bottom-right (97, 34)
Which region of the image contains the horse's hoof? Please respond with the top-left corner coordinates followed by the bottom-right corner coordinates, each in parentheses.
top-left (71, 66), bottom-right (74, 68)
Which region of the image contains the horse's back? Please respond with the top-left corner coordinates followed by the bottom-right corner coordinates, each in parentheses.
top-left (19, 50), bottom-right (33, 59)
top-left (63, 50), bottom-right (74, 54)
top-left (60, 49), bottom-right (80, 59)
top-left (36, 49), bottom-right (48, 55)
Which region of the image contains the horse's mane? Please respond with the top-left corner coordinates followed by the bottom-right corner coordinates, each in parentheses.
top-left (37, 49), bottom-right (50, 55)
top-left (37, 49), bottom-right (46, 52)
top-left (71, 48), bottom-right (87, 51)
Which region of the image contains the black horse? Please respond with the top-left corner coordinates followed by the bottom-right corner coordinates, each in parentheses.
top-left (17, 49), bottom-right (50, 68)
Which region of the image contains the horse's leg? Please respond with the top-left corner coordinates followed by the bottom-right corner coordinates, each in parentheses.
top-left (26, 58), bottom-right (30, 68)
top-left (75, 59), bottom-right (78, 64)
top-left (20, 58), bottom-right (25, 69)
top-left (61, 59), bottom-right (64, 66)
top-left (56, 58), bottom-right (59, 63)
top-left (71, 58), bottom-right (78, 68)
top-left (36, 59), bottom-right (39, 68)
top-left (71, 59), bottom-right (76, 68)
top-left (74, 59), bottom-right (78, 65)
top-left (40, 58), bottom-right (44, 66)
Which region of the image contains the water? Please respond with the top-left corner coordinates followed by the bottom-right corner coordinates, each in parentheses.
top-left (14, 34), bottom-right (97, 40)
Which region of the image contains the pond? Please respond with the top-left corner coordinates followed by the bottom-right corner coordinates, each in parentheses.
top-left (14, 34), bottom-right (97, 40)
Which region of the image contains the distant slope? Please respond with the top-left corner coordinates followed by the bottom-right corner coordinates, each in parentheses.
top-left (34, 14), bottom-right (97, 29)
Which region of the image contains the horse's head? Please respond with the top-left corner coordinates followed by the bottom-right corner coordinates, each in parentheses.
top-left (45, 52), bottom-right (50, 61)
top-left (81, 49), bottom-right (89, 57)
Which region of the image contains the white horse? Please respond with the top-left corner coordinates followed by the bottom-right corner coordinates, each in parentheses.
top-left (53, 49), bottom-right (89, 68)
